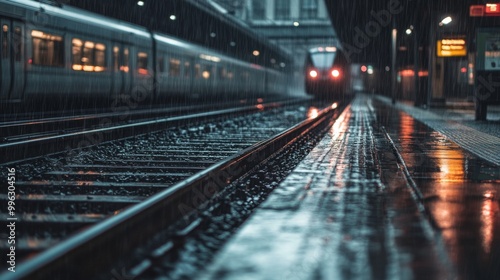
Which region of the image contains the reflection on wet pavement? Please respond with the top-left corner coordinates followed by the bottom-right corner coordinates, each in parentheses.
top-left (203, 95), bottom-right (499, 280)
top-left (373, 98), bottom-right (500, 280)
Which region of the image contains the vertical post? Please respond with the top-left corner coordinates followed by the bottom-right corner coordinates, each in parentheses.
top-left (413, 28), bottom-right (420, 106)
top-left (426, 8), bottom-right (435, 108)
top-left (391, 23), bottom-right (397, 104)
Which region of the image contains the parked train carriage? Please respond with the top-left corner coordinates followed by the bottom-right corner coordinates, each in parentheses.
top-left (305, 46), bottom-right (351, 101)
top-left (0, 0), bottom-right (154, 103)
top-left (1, 0), bottom-right (290, 107)
top-left (154, 34), bottom-right (196, 98)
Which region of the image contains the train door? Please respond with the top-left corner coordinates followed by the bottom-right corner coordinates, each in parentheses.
top-left (111, 44), bottom-right (132, 95)
top-left (111, 42), bottom-right (123, 96)
top-left (111, 45), bottom-right (121, 95)
top-left (0, 19), bottom-right (25, 101)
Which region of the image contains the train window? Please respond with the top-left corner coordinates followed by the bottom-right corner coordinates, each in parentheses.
top-left (72, 39), bottom-right (83, 70)
top-left (123, 48), bottom-right (129, 72)
top-left (137, 52), bottom-right (148, 74)
top-left (169, 58), bottom-right (180, 76)
top-left (72, 39), bottom-right (106, 71)
top-left (202, 65), bottom-right (211, 79)
top-left (31, 30), bottom-right (64, 67)
top-left (202, 70), bottom-right (210, 79)
top-left (113, 46), bottom-right (119, 71)
top-left (94, 43), bottom-right (106, 72)
top-left (311, 52), bottom-right (335, 68)
top-left (83, 41), bottom-right (95, 70)
top-left (227, 71), bottom-right (234, 79)
top-left (13, 27), bottom-right (22, 61)
top-left (184, 61), bottom-right (190, 77)
top-left (194, 64), bottom-right (201, 78)
top-left (157, 56), bottom-right (165, 72)
top-left (218, 66), bottom-right (226, 79)
top-left (2, 25), bottom-right (8, 59)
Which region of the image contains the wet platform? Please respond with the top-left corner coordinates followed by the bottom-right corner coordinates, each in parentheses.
top-left (202, 94), bottom-right (500, 280)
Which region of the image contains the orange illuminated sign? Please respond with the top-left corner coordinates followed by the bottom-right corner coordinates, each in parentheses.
top-left (437, 39), bottom-right (467, 57)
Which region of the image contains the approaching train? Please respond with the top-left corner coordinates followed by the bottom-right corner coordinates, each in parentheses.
top-left (305, 46), bottom-right (351, 100)
top-left (0, 0), bottom-right (289, 106)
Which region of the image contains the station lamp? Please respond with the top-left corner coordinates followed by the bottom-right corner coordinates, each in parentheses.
top-left (439, 16), bottom-right (452, 26)
top-left (137, 1), bottom-right (144, 7)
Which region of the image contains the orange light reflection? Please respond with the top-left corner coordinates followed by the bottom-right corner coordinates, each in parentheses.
top-left (138, 68), bottom-right (149, 75)
top-left (307, 107), bottom-right (319, 119)
top-left (480, 198), bottom-right (497, 254)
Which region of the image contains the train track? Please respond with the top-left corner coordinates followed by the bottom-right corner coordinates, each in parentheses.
top-left (1, 98), bottom-right (343, 279)
top-left (0, 97), bottom-right (301, 163)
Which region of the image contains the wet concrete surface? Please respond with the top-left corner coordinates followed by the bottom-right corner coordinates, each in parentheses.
top-left (373, 97), bottom-right (500, 280)
top-left (201, 94), bottom-right (500, 279)
top-left (375, 95), bottom-right (500, 166)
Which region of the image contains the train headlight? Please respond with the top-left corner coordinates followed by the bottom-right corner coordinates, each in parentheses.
top-left (309, 70), bottom-right (318, 78)
top-left (331, 69), bottom-right (340, 78)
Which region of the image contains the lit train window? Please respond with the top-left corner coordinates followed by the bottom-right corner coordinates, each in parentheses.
top-left (123, 48), bottom-right (129, 72)
top-left (169, 58), bottom-right (180, 76)
top-left (14, 27), bottom-right (22, 61)
top-left (31, 30), bottom-right (64, 67)
top-left (2, 25), bottom-right (8, 59)
top-left (72, 38), bottom-right (106, 71)
top-left (184, 61), bottom-right (190, 77)
top-left (113, 46), bottom-right (119, 71)
top-left (72, 39), bottom-right (82, 68)
top-left (137, 52), bottom-right (148, 74)
top-left (157, 56), bottom-right (165, 72)
top-left (83, 41), bottom-right (95, 71)
top-left (202, 65), bottom-right (212, 79)
top-left (94, 43), bottom-right (106, 72)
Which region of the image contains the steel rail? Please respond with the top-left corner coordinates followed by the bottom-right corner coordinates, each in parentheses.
top-left (2, 102), bottom-right (339, 280)
top-left (1, 98), bottom-right (309, 163)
